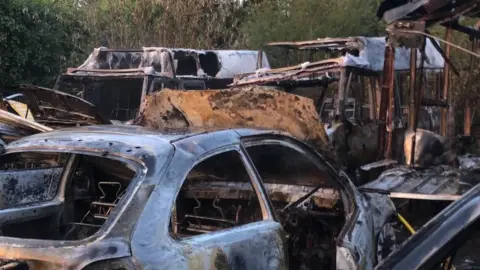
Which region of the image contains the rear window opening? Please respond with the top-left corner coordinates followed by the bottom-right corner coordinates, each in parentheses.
top-left (0, 152), bottom-right (137, 241)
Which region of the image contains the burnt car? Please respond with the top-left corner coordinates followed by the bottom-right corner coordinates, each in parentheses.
top-left (0, 125), bottom-right (396, 269)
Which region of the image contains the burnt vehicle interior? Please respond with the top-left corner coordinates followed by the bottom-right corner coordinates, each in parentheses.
top-left (0, 152), bottom-right (136, 241)
top-left (170, 144), bottom-right (345, 270)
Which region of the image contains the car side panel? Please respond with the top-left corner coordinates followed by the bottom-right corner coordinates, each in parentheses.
top-left (131, 138), bottom-right (288, 269)
top-left (159, 222), bottom-right (287, 270)
top-left (132, 184), bottom-right (287, 269)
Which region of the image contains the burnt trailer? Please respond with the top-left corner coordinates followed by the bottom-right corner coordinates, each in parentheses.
top-left (54, 47), bottom-right (269, 122)
top-left (231, 37), bottom-right (446, 175)
top-left (232, 36), bottom-right (445, 127)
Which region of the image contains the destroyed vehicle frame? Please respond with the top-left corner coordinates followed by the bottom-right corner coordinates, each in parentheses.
top-left (55, 48), bottom-right (268, 122)
top-left (0, 125), bottom-right (395, 269)
top-left (54, 68), bottom-right (182, 122)
top-left (232, 37), bottom-right (444, 125)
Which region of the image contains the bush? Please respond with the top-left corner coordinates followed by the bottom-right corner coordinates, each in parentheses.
top-left (0, 0), bottom-right (85, 89)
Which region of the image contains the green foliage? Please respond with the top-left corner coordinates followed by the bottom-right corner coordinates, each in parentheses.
top-left (0, 0), bottom-right (85, 88)
top-left (79, 0), bottom-right (254, 49)
top-left (238, 0), bottom-right (385, 48)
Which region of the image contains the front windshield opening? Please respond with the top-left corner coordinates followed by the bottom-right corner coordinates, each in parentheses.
top-left (0, 152), bottom-right (136, 241)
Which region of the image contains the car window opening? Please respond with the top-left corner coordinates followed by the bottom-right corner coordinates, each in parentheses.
top-left (0, 152), bottom-right (137, 241)
top-left (170, 150), bottom-right (264, 238)
top-left (170, 145), bottom-right (345, 270)
top-left (246, 143), bottom-right (345, 270)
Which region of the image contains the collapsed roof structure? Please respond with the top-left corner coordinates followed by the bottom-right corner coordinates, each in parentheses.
top-left (360, 0), bottom-right (480, 200)
top-left (232, 36), bottom-right (444, 89)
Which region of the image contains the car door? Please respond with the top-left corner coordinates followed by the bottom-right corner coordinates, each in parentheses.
top-left (240, 134), bottom-right (378, 270)
top-left (134, 145), bottom-right (288, 270)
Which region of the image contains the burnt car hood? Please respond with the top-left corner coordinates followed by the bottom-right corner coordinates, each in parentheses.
top-left (14, 85), bottom-right (111, 126)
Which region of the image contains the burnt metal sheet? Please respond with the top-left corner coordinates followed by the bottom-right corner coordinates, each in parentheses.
top-left (74, 47), bottom-right (267, 80)
top-left (234, 37), bottom-right (444, 88)
top-left (265, 38), bottom-right (358, 51)
top-left (135, 87), bottom-right (338, 165)
top-left (377, 0), bottom-right (480, 25)
top-left (0, 109), bottom-right (51, 133)
top-left (361, 165), bottom-right (480, 200)
top-left (65, 67), bottom-right (174, 79)
top-left (0, 109), bottom-right (51, 142)
top-left (230, 59), bottom-right (343, 87)
top-left (0, 167), bottom-right (62, 209)
top-left (14, 84), bottom-right (111, 127)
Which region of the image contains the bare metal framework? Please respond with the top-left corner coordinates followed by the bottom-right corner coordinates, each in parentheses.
top-left (378, 16), bottom-right (480, 162)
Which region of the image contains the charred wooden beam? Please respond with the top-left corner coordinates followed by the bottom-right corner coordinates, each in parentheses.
top-left (408, 48), bottom-right (417, 129)
top-left (367, 78), bottom-right (377, 120)
top-left (441, 26), bottom-right (452, 136)
top-left (410, 39), bottom-right (427, 167)
top-left (464, 26), bottom-right (478, 136)
top-left (444, 20), bottom-right (480, 39)
top-left (336, 70), bottom-right (349, 119)
top-left (378, 40), bottom-right (396, 159)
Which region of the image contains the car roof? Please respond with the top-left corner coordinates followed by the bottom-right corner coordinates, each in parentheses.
top-left (4, 125), bottom-right (286, 158)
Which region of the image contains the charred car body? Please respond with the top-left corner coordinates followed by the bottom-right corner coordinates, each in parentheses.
top-left (0, 125), bottom-right (395, 269)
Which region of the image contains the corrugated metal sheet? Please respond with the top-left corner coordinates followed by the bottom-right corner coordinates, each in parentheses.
top-left (361, 163), bottom-right (480, 201)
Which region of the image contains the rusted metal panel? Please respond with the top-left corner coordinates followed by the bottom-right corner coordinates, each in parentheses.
top-left (135, 87), bottom-right (338, 165)
top-left (13, 84), bottom-right (111, 127)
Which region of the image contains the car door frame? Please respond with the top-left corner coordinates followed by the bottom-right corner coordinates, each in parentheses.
top-left (174, 144), bottom-right (288, 269)
top-left (132, 140), bottom-right (289, 270)
top-left (240, 133), bottom-right (377, 269)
